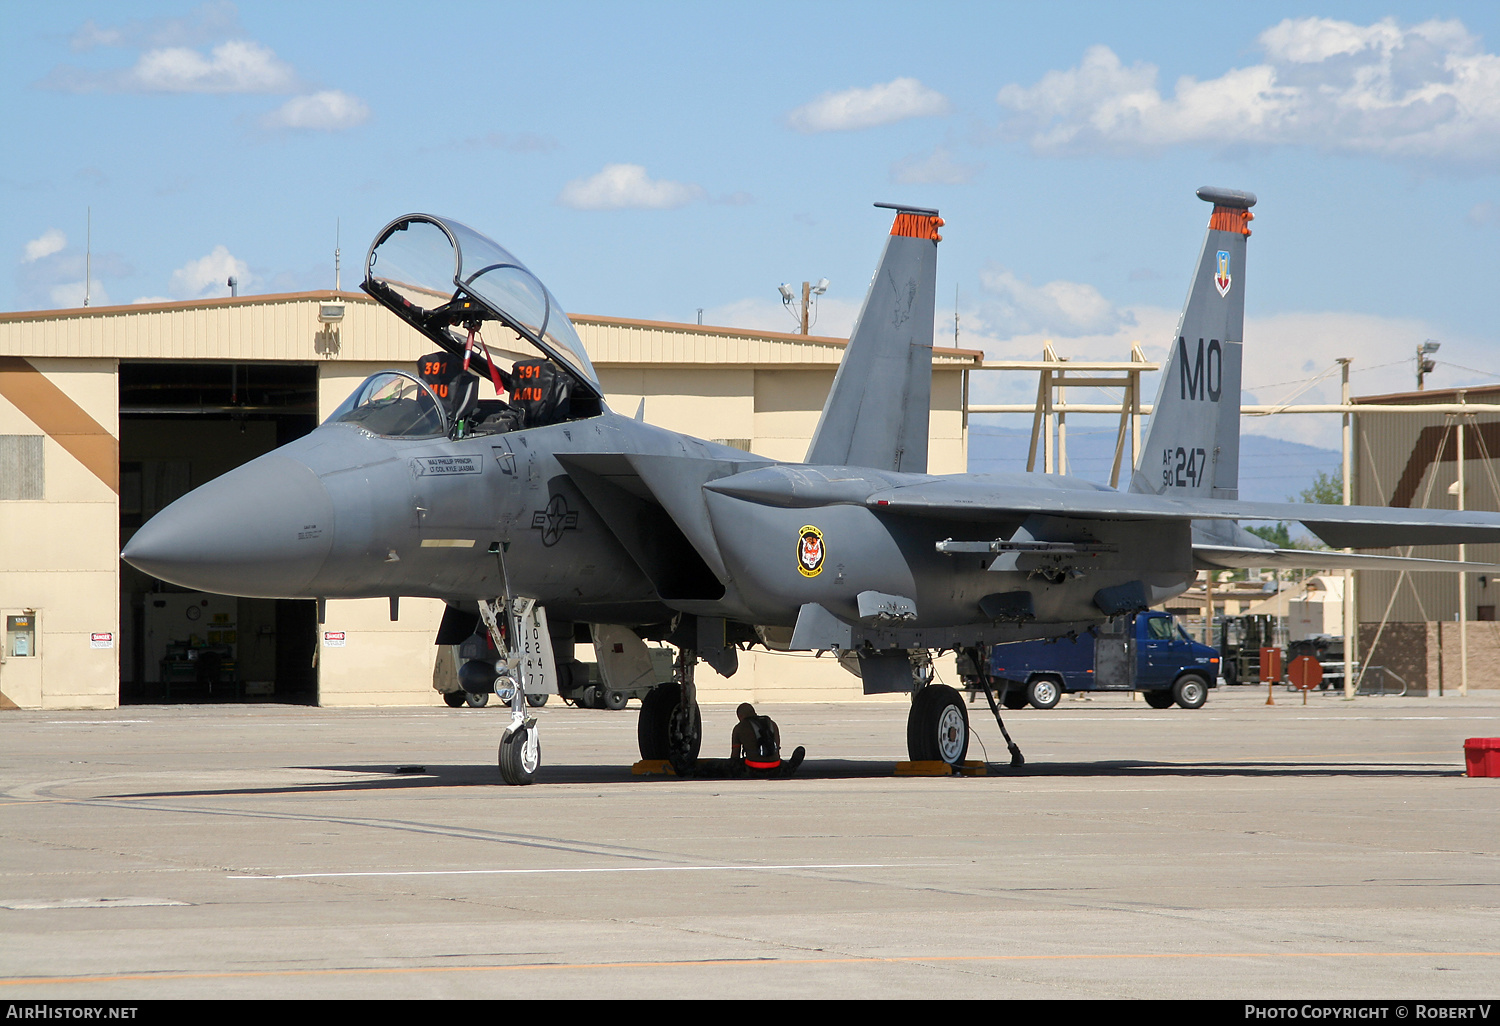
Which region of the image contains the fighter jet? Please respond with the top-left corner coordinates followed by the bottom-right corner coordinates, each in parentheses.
top-left (124, 189), bottom-right (1500, 783)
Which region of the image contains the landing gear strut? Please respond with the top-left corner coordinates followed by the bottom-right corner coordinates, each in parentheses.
top-left (480, 598), bottom-right (542, 786)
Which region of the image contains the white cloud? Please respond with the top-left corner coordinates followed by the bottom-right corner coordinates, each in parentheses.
top-left (996, 17), bottom-right (1500, 164)
top-left (48, 279), bottom-right (111, 308)
top-left (45, 39), bottom-right (299, 94)
top-left (169, 245), bottom-right (250, 299)
top-left (556, 164), bottom-right (705, 211)
top-left (24, 229), bottom-right (67, 263)
top-left (70, 2), bottom-right (241, 52)
top-left (260, 90), bottom-right (370, 131)
top-left (976, 266), bottom-right (1133, 337)
top-left (787, 77), bottom-right (950, 133)
top-left (130, 40), bottom-right (297, 93)
top-left (890, 146), bottom-right (982, 185)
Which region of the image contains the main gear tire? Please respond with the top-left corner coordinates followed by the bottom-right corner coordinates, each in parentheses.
top-left (637, 684), bottom-right (701, 765)
top-left (442, 691), bottom-right (467, 708)
top-left (498, 725), bottom-right (539, 785)
top-left (464, 691), bottom-right (489, 708)
top-left (603, 689), bottom-right (628, 711)
top-left (906, 684), bottom-right (970, 765)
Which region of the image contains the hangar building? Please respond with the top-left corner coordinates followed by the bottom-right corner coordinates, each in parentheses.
top-left (0, 291), bottom-right (978, 710)
top-left (1351, 385), bottom-right (1500, 692)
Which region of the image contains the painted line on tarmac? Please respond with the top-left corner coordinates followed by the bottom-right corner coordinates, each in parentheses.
top-left (227, 863), bottom-right (921, 880)
top-left (5, 950), bottom-right (1499, 988)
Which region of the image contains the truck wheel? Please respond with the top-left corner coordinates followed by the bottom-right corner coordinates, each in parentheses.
top-left (464, 691), bottom-right (489, 708)
top-left (525, 693), bottom-right (549, 708)
top-left (1173, 674), bottom-right (1208, 709)
top-left (1001, 687), bottom-right (1029, 710)
top-left (1144, 691), bottom-right (1175, 709)
top-left (442, 691), bottom-right (467, 708)
top-left (1221, 661), bottom-right (1239, 686)
top-left (1027, 676), bottom-right (1062, 710)
top-left (906, 684), bottom-right (969, 764)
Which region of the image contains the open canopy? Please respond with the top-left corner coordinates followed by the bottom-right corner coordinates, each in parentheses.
top-left (363, 214), bottom-right (602, 397)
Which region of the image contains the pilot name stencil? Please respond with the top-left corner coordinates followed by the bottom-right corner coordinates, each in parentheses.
top-left (414, 455), bottom-right (483, 476)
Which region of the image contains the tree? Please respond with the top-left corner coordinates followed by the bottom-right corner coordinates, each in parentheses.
top-left (1247, 522), bottom-right (1294, 548)
top-left (1297, 469), bottom-right (1343, 505)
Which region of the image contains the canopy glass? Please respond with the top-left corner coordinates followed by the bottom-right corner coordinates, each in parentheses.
top-left (364, 214), bottom-right (601, 396)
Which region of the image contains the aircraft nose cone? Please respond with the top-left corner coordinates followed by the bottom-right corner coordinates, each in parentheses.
top-left (122, 453), bottom-right (336, 598)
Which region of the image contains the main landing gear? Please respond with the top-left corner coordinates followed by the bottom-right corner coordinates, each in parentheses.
top-left (907, 683), bottom-right (970, 764)
top-left (636, 647), bottom-right (702, 775)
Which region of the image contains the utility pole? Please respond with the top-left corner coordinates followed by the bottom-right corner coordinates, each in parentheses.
top-left (1458, 392), bottom-right (1469, 697)
top-left (1339, 357), bottom-right (1354, 699)
top-left (779, 278), bottom-right (828, 335)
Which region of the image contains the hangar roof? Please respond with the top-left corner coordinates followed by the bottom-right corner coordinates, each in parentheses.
top-left (0, 291), bottom-right (982, 369)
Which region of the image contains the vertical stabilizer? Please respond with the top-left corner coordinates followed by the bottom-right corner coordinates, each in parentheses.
top-left (805, 204), bottom-right (941, 473)
top-left (1129, 187), bottom-right (1255, 499)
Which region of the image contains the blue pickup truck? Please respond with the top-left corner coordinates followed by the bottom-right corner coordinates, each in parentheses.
top-left (985, 612), bottom-right (1220, 710)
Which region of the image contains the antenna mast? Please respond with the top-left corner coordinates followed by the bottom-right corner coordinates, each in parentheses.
top-left (334, 218), bottom-right (341, 292)
top-left (84, 208), bottom-right (91, 307)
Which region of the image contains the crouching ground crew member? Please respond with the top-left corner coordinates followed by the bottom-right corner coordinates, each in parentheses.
top-left (731, 703), bottom-right (805, 778)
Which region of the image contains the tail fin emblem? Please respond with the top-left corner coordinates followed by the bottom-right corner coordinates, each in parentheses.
top-left (1214, 251), bottom-right (1232, 298)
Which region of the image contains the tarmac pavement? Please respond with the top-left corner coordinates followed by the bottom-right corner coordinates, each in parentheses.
top-left (1, 685), bottom-right (1497, 999)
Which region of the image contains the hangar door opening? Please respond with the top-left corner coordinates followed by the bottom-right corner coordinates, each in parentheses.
top-left (118, 361), bottom-right (319, 705)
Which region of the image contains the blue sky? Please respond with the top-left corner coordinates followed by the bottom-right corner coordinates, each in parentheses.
top-left (6, 1), bottom-right (1500, 452)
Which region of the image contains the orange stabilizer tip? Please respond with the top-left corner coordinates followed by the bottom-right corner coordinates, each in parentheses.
top-left (1208, 206), bottom-right (1254, 236)
top-left (890, 212), bottom-right (944, 241)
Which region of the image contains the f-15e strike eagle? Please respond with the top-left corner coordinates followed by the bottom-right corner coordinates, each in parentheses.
top-left (123, 189), bottom-right (1500, 783)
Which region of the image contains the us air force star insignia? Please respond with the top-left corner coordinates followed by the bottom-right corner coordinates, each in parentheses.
top-left (797, 525), bottom-right (825, 577)
top-left (532, 495), bottom-right (579, 547)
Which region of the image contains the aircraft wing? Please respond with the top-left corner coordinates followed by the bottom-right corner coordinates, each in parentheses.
top-left (1192, 545), bottom-right (1500, 572)
top-left (857, 476), bottom-right (1500, 548)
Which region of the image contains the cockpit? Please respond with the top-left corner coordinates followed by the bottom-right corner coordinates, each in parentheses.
top-left (358, 213), bottom-right (604, 439)
top-left (325, 370), bottom-right (448, 438)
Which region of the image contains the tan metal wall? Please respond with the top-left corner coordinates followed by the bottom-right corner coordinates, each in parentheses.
top-left (0, 358), bottom-right (120, 710)
top-left (1353, 389), bottom-right (1500, 624)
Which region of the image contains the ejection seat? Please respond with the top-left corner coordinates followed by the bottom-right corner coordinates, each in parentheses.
top-left (509, 359), bottom-right (572, 428)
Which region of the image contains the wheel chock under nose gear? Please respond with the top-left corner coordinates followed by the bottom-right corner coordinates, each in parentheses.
top-left (895, 760), bottom-right (988, 776)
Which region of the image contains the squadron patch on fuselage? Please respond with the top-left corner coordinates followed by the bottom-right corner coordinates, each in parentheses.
top-left (1213, 250), bottom-right (1231, 298)
top-left (797, 525), bottom-right (825, 578)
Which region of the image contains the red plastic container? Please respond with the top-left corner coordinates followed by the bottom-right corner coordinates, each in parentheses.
top-left (1464, 738), bottom-right (1500, 778)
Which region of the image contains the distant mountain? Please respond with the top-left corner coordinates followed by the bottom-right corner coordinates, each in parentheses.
top-left (966, 425), bottom-right (1340, 506)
